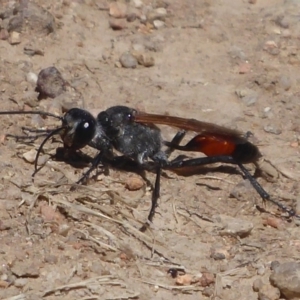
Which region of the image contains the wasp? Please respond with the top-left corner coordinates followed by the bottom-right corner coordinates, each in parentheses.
top-left (0, 106), bottom-right (297, 231)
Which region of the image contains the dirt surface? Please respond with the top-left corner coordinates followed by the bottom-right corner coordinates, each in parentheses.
top-left (1, 0), bottom-right (300, 299)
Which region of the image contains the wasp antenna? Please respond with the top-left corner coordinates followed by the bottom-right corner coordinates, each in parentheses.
top-left (32, 127), bottom-right (64, 178)
top-left (0, 110), bottom-right (63, 121)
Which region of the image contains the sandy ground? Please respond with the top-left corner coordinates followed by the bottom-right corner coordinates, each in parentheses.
top-left (0, 0), bottom-right (300, 299)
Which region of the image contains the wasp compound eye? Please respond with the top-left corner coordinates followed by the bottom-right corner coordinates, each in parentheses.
top-left (61, 108), bottom-right (96, 150)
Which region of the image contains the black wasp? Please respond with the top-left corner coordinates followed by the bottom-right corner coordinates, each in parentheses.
top-left (0, 106), bottom-right (298, 230)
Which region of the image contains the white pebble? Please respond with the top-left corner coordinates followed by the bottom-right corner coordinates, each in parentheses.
top-left (153, 20), bottom-right (165, 29)
top-left (155, 7), bottom-right (167, 16)
top-left (26, 72), bottom-right (38, 84)
top-left (133, 0), bottom-right (143, 8)
top-left (23, 149), bottom-right (37, 164)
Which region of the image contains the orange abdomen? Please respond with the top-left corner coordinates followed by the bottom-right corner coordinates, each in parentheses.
top-left (182, 134), bottom-right (260, 164)
top-left (185, 134), bottom-right (236, 157)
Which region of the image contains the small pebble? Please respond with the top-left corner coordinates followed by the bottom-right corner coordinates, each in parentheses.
top-left (213, 214), bottom-right (253, 237)
top-left (270, 261), bottom-right (300, 299)
top-left (11, 262), bottom-right (39, 278)
top-left (258, 284), bottom-right (280, 300)
top-left (257, 265), bottom-right (266, 275)
top-left (109, 18), bottom-right (127, 30)
top-left (263, 40), bottom-right (280, 55)
top-left (115, 61), bottom-right (122, 68)
top-left (8, 31), bottom-right (21, 45)
top-left (273, 27), bottom-right (281, 35)
top-left (58, 223), bottom-right (71, 237)
top-left (270, 261), bottom-right (280, 271)
top-left (126, 12), bottom-right (137, 22)
top-left (153, 20), bottom-right (165, 29)
top-left (155, 7), bottom-right (167, 16)
top-left (253, 278), bottom-right (263, 292)
top-left (21, 91), bottom-right (39, 107)
top-left (12, 2), bottom-right (55, 35)
top-left (229, 46), bottom-right (247, 60)
top-left (23, 149), bottom-right (38, 164)
top-left (132, 51), bottom-right (155, 67)
top-left (235, 89), bottom-right (248, 98)
top-left (153, 0), bottom-right (170, 8)
top-left (125, 176), bottom-right (144, 190)
top-left (0, 280), bottom-right (10, 288)
top-left (210, 246), bottom-right (230, 260)
top-left (109, 2), bottom-right (127, 19)
top-left (199, 272), bottom-right (215, 287)
top-left (147, 9), bottom-right (167, 22)
top-left (40, 204), bottom-right (61, 222)
top-left (211, 252), bottom-right (226, 260)
top-left (26, 72), bottom-right (38, 84)
top-left (140, 15), bottom-right (147, 23)
top-left (282, 29), bottom-right (291, 38)
top-left (31, 114), bottom-right (45, 128)
top-left (132, 43), bottom-right (145, 52)
top-left (0, 274), bottom-right (8, 281)
top-left (14, 278), bottom-right (28, 288)
top-left (278, 75), bottom-right (292, 91)
top-left (264, 40), bottom-right (278, 49)
top-left (269, 48), bottom-right (280, 55)
top-left (290, 141), bottom-right (298, 148)
top-left (133, 0), bottom-right (143, 8)
top-left (44, 255), bottom-right (58, 264)
top-left (202, 285), bottom-right (214, 297)
top-left (262, 107), bottom-right (273, 118)
top-left (176, 274), bottom-right (193, 285)
top-left (23, 46), bottom-right (44, 56)
top-left (242, 94), bottom-right (257, 106)
top-left (36, 66), bottom-right (66, 99)
top-left (238, 62), bottom-right (251, 74)
top-left (119, 52), bottom-right (138, 68)
top-left (264, 125), bottom-right (282, 135)
top-left (256, 158), bottom-right (279, 182)
top-left (263, 217), bottom-right (284, 229)
top-left (0, 29), bottom-right (9, 40)
top-left (275, 16), bottom-right (289, 29)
